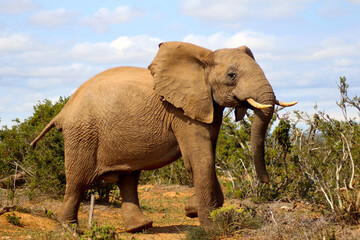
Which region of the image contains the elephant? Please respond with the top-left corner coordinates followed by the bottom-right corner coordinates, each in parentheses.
top-left (30, 41), bottom-right (297, 232)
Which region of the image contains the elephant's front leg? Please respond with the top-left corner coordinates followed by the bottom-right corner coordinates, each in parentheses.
top-left (175, 124), bottom-right (220, 229)
top-left (117, 171), bottom-right (153, 233)
top-left (185, 175), bottom-right (224, 218)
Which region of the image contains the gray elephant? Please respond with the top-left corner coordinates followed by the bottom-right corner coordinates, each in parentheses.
top-left (31, 42), bottom-right (297, 232)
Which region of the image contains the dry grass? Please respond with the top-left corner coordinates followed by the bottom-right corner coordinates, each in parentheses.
top-left (241, 201), bottom-right (360, 240)
top-left (1, 185), bottom-right (360, 240)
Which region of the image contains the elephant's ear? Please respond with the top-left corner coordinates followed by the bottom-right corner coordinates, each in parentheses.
top-left (148, 41), bottom-right (214, 124)
top-left (235, 46), bottom-right (254, 122)
top-left (238, 45), bottom-right (255, 60)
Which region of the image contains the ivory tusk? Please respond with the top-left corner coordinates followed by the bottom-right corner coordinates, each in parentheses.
top-left (275, 100), bottom-right (298, 107)
top-left (246, 98), bottom-right (272, 109)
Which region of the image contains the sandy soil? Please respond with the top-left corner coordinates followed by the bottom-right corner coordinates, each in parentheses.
top-left (0, 185), bottom-right (198, 240)
top-left (1, 184), bottom-right (360, 239)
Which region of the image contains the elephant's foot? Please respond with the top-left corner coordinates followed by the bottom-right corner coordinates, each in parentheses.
top-left (185, 194), bottom-right (198, 218)
top-left (58, 209), bottom-right (79, 227)
top-left (122, 214), bottom-right (153, 233)
top-left (57, 214), bottom-right (84, 235)
top-left (121, 204), bottom-right (153, 233)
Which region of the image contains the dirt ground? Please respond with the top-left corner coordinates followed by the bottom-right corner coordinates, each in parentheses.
top-left (0, 185), bottom-right (198, 240)
top-left (1, 184), bottom-right (360, 239)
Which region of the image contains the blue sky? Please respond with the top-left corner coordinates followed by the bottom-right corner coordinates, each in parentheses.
top-left (1, 0), bottom-right (360, 127)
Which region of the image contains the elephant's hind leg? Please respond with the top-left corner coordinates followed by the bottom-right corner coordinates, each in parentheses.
top-left (59, 142), bottom-right (98, 227)
top-left (118, 171), bottom-right (153, 233)
top-left (59, 171), bottom-right (96, 226)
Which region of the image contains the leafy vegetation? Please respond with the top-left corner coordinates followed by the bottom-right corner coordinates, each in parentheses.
top-left (0, 97), bottom-right (68, 198)
top-left (81, 223), bottom-right (119, 240)
top-left (1, 77), bottom-right (359, 227)
top-left (6, 213), bottom-right (22, 226)
top-left (186, 205), bottom-right (263, 240)
top-left (185, 227), bottom-right (214, 240)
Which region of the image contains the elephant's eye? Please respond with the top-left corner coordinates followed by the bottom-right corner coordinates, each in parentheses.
top-left (227, 73), bottom-right (237, 80)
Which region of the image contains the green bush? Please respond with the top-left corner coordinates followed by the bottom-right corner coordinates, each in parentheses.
top-left (0, 97), bottom-right (68, 197)
top-left (81, 223), bottom-right (118, 240)
top-left (6, 213), bottom-right (22, 226)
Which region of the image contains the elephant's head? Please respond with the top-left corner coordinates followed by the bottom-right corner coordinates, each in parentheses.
top-left (148, 41), bottom-right (296, 184)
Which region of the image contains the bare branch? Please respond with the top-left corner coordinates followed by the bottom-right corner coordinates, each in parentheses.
top-left (340, 132), bottom-right (355, 190)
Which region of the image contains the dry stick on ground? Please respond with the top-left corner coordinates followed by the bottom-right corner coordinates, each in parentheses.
top-left (270, 208), bottom-right (278, 225)
top-left (88, 194), bottom-right (95, 228)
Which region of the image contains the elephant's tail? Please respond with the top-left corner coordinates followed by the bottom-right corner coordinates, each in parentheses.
top-left (30, 119), bottom-right (56, 148)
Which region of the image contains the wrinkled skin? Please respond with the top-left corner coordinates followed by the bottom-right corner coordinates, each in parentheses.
top-left (31, 42), bottom-right (278, 232)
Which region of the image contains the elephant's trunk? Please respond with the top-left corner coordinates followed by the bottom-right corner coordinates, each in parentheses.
top-left (250, 90), bottom-right (275, 184)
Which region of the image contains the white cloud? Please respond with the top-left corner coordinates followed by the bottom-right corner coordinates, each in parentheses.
top-left (346, 0), bottom-right (360, 4)
top-left (180, 0), bottom-right (313, 22)
top-left (30, 63), bottom-right (93, 80)
top-left (29, 8), bottom-right (77, 27)
top-left (0, 0), bottom-right (38, 14)
top-left (81, 6), bottom-right (144, 33)
top-left (0, 64), bottom-right (95, 88)
top-left (72, 35), bottom-right (162, 65)
top-left (0, 34), bottom-right (38, 53)
top-left (308, 39), bottom-right (360, 61)
top-left (183, 31), bottom-right (277, 52)
top-left (317, 1), bottom-right (350, 18)
top-left (0, 34), bottom-right (70, 65)
top-left (296, 38), bottom-right (360, 77)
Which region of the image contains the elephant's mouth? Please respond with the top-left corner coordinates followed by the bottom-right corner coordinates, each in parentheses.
top-left (234, 97), bottom-right (273, 110)
top-left (234, 96), bottom-right (254, 110)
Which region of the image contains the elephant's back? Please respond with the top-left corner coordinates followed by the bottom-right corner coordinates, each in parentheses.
top-left (58, 66), bottom-right (155, 122)
top-left (73, 66), bottom-right (153, 102)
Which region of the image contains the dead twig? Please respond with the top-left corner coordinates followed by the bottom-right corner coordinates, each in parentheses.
top-left (88, 194), bottom-right (95, 228)
top-left (340, 132), bottom-right (355, 190)
top-left (269, 208), bottom-right (278, 225)
top-left (216, 165), bottom-right (236, 191)
top-left (13, 161), bottom-right (34, 177)
top-left (0, 205), bottom-right (15, 216)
